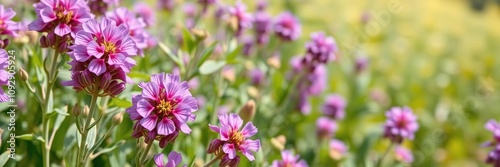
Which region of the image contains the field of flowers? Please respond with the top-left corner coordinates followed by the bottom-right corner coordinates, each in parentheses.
top-left (0, 0), bottom-right (500, 166)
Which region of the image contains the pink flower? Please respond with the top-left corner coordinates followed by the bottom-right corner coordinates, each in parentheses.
top-left (329, 139), bottom-right (347, 160)
top-left (394, 146), bottom-right (413, 163)
top-left (126, 73), bottom-right (198, 148)
top-left (207, 113), bottom-right (261, 162)
top-left (88, 0), bottom-right (119, 16)
top-left (106, 7), bottom-right (153, 54)
top-left (271, 150), bottom-right (308, 167)
top-left (154, 151), bottom-right (185, 167)
top-left (322, 94), bottom-right (346, 120)
top-left (229, 2), bottom-right (253, 36)
top-left (316, 117), bottom-right (337, 139)
top-left (28, 0), bottom-right (93, 37)
top-left (0, 49), bottom-right (10, 102)
top-left (273, 12), bottom-right (301, 42)
top-left (304, 32), bottom-right (338, 65)
top-left (61, 18), bottom-right (137, 97)
top-left (0, 5), bottom-right (19, 37)
top-left (383, 106), bottom-right (419, 143)
top-left (134, 2), bottom-right (156, 27)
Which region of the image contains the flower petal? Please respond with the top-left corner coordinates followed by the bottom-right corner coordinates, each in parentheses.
top-left (137, 99), bottom-right (154, 117)
top-left (241, 122), bottom-right (258, 138)
top-left (54, 23), bottom-right (72, 36)
top-left (88, 59), bottom-right (106, 76)
top-left (87, 41), bottom-right (104, 58)
top-left (108, 53), bottom-right (125, 65)
top-left (142, 82), bottom-right (159, 100)
top-left (222, 143), bottom-right (237, 159)
top-left (167, 151), bottom-right (182, 165)
top-left (154, 154), bottom-right (165, 167)
top-left (157, 117), bottom-right (176, 136)
top-left (140, 115), bottom-right (158, 131)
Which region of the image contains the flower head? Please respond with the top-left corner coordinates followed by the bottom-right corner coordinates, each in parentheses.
top-left (394, 146), bottom-right (413, 164)
top-left (0, 49), bottom-right (10, 102)
top-left (134, 2), bottom-right (156, 27)
top-left (62, 18), bottom-right (137, 97)
top-left (126, 73), bottom-right (198, 148)
top-left (383, 106), bottom-right (419, 143)
top-left (154, 151), bottom-right (184, 167)
top-left (207, 113), bottom-right (261, 162)
top-left (322, 94), bottom-right (346, 120)
top-left (253, 10), bottom-right (271, 45)
top-left (158, 0), bottom-right (176, 12)
top-left (329, 139), bottom-right (347, 160)
top-left (304, 32), bottom-right (338, 65)
top-left (228, 2), bottom-right (252, 36)
top-left (271, 150), bottom-right (308, 167)
top-left (316, 117), bottom-right (337, 139)
top-left (88, 0), bottom-right (119, 16)
top-left (487, 145), bottom-right (500, 166)
top-left (106, 7), bottom-right (152, 54)
top-left (0, 5), bottom-right (19, 37)
top-left (28, 0), bottom-right (93, 37)
top-left (485, 119), bottom-right (500, 146)
top-left (273, 12), bottom-right (301, 42)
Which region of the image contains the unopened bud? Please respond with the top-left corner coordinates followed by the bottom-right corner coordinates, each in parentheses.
top-left (270, 135), bottom-right (286, 150)
top-left (39, 35), bottom-right (48, 48)
top-left (239, 100), bottom-right (256, 122)
top-left (19, 68), bottom-right (28, 82)
top-left (222, 66), bottom-right (235, 83)
top-left (47, 32), bottom-right (56, 48)
top-left (228, 16), bottom-right (239, 32)
top-left (267, 55), bottom-right (281, 69)
top-left (246, 86), bottom-right (259, 99)
top-left (82, 106), bottom-right (90, 118)
top-left (72, 104), bottom-right (81, 117)
top-left (112, 112), bottom-right (123, 125)
top-left (27, 31), bottom-right (39, 44)
top-left (191, 28), bottom-right (208, 41)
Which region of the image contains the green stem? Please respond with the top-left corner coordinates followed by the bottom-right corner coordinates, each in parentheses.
top-left (138, 140), bottom-right (154, 167)
top-left (41, 49), bottom-right (60, 167)
top-left (202, 155), bottom-right (222, 167)
top-left (77, 94), bottom-right (99, 167)
top-left (376, 143), bottom-right (393, 167)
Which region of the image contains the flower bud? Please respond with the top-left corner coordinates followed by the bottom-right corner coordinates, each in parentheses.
top-left (0, 38), bottom-right (9, 49)
top-left (270, 135), bottom-right (286, 150)
top-left (0, 128), bottom-right (3, 147)
top-left (58, 41), bottom-right (68, 52)
top-left (267, 55), bottom-right (281, 69)
top-left (82, 106), bottom-right (90, 118)
top-left (39, 35), bottom-right (48, 48)
top-left (72, 103), bottom-right (81, 117)
top-left (27, 31), bottom-right (39, 44)
top-left (207, 139), bottom-right (223, 154)
top-left (19, 68), bottom-right (28, 82)
top-left (47, 32), bottom-right (56, 48)
top-left (228, 16), bottom-right (239, 32)
top-left (112, 112), bottom-right (123, 125)
top-left (239, 100), bottom-right (256, 122)
top-left (246, 86), bottom-right (259, 99)
top-left (191, 28), bottom-right (208, 41)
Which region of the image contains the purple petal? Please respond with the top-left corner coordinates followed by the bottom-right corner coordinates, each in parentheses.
top-left (82, 19), bottom-right (101, 35)
top-left (54, 23), bottom-right (72, 36)
top-left (28, 18), bottom-right (47, 31)
top-left (208, 124), bottom-right (220, 132)
top-left (172, 104), bottom-right (191, 123)
top-left (179, 123), bottom-right (191, 134)
top-left (154, 154), bottom-right (165, 167)
top-left (40, 8), bottom-right (56, 23)
top-left (68, 45), bottom-right (91, 62)
top-left (74, 31), bottom-right (93, 45)
top-left (241, 122), bottom-right (258, 138)
top-left (157, 117), bottom-right (176, 136)
top-left (108, 53), bottom-right (125, 65)
top-left (87, 41), bottom-right (104, 58)
top-left (140, 115), bottom-right (158, 131)
top-left (222, 143), bottom-right (237, 159)
top-left (88, 59), bottom-right (106, 76)
top-left (142, 82), bottom-right (159, 100)
top-left (228, 113), bottom-right (243, 130)
top-left (119, 37), bottom-right (138, 56)
top-left (167, 151), bottom-right (182, 165)
top-left (137, 99), bottom-right (154, 117)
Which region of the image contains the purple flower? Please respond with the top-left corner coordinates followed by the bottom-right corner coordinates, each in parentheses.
top-left (61, 18), bottom-right (137, 97)
top-left (304, 32), bottom-right (338, 65)
top-left (229, 2), bottom-right (252, 36)
top-left (253, 10), bottom-right (271, 45)
top-left (316, 117), bottom-right (337, 139)
top-left (158, 0), bottom-right (176, 12)
top-left (322, 94), bottom-right (346, 120)
top-left (302, 64), bottom-right (327, 96)
top-left (271, 150), bottom-right (308, 167)
top-left (207, 113), bottom-right (261, 161)
top-left (154, 151), bottom-right (184, 167)
top-left (273, 12), bottom-right (301, 42)
top-left (297, 92), bottom-right (311, 115)
top-left (329, 139), bottom-right (347, 160)
top-left (28, 0), bottom-right (93, 37)
top-left (106, 7), bottom-right (152, 53)
top-left (88, 0), bottom-right (118, 16)
top-left (248, 68), bottom-right (264, 86)
top-left (485, 119), bottom-right (500, 147)
top-left (487, 145), bottom-right (500, 166)
top-left (394, 146), bottom-right (413, 164)
top-left (134, 2), bottom-right (156, 27)
top-left (355, 56), bottom-right (369, 73)
top-left (0, 5), bottom-right (19, 37)
top-left (0, 49), bottom-right (10, 102)
top-left (183, 3), bottom-right (198, 29)
top-left (126, 73), bottom-right (198, 148)
top-left (383, 106), bottom-right (419, 143)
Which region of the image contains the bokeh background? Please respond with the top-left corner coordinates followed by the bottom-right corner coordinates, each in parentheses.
top-left (0, 0), bottom-right (499, 166)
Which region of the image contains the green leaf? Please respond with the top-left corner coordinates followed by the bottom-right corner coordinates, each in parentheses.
top-left (94, 140), bottom-right (126, 156)
top-left (198, 60), bottom-right (226, 75)
top-left (197, 42), bottom-right (218, 68)
top-left (0, 151), bottom-right (10, 166)
top-left (182, 28), bottom-right (195, 53)
top-left (226, 45), bottom-right (242, 62)
top-left (355, 132), bottom-right (380, 166)
top-left (129, 71), bottom-right (151, 80)
top-left (188, 155), bottom-right (196, 167)
top-left (159, 42), bottom-right (184, 68)
top-left (109, 98), bottom-right (132, 108)
top-left (86, 118), bottom-right (97, 149)
top-left (16, 133), bottom-right (35, 141)
top-left (53, 106), bottom-right (69, 131)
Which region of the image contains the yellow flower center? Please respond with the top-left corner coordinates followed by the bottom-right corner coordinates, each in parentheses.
top-left (156, 99), bottom-right (173, 116)
top-left (230, 130), bottom-right (245, 145)
top-left (56, 10), bottom-right (73, 24)
top-left (103, 41), bottom-right (117, 53)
